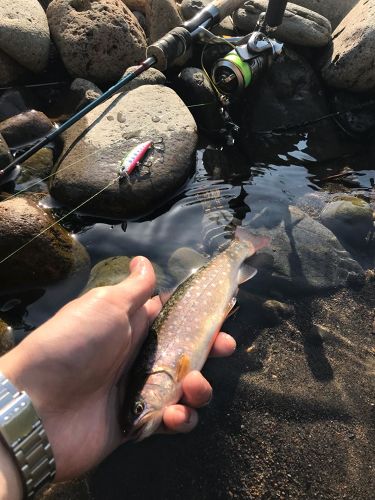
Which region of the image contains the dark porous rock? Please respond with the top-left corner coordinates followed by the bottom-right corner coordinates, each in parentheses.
top-left (176, 68), bottom-right (224, 134)
top-left (330, 90), bottom-right (375, 138)
top-left (248, 205), bottom-right (365, 295)
top-left (0, 134), bottom-right (12, 171)
top-left (47, 0), bottom-right (147, 86)
top-left (0, 195), bottom-right (90, 290)
top-left (240, 47), bottom-right (358, 163)
top-left (233, 0), bottom-right (331, 47)
top-left (82, 256), bottom-right (168, 293)
top-left (0, 319), bottom-right (14, 355)
top-left (90, 284), bottom-right (375, 500)
top-left (50, 85), bottom-right (197, 219)
top-left (0, 110), bottom-right (54, 149)
top-left (70, 78), bottom-right (103, 111)
top-left (179, 0), bottom-right (210, 20)
top-left (122, 66), bottom-right (166, 93)
top-left (131, 11), bottom-right (146, 31)
top-left (321, 0), bottom-right (375, 92)
top-left (320, 197), bottom-right (374, 248)
top-left (145, 0), bottom-right (183, 43)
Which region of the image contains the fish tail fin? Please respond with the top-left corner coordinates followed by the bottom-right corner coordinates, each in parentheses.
top-left (234, 227), bottom-right (270, 252)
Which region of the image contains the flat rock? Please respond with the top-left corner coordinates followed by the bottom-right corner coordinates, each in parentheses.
top-left (248, 205), bottom-right (365, 294)
top-left (0, 195), bottom-right (90, 290)
top-left (321, 0), bottom-right (375, 92)
top-left (50, 85), bottom-right (198, 219)
top-left (233, 0), bottom-right (332, 47)
top-left (47, 0), bottom-right (147, 85)
top-left (145, 0), bottom-right (183, 43)
top-left (0, 0), bottom-right (50, 72)
top-left (292, 0), bottom-right (359, 30)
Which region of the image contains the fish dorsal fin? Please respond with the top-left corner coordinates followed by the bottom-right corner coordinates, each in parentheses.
top-left (237, 263), bottom-right (257, 285)
top-left (176, 354), bottom-right (191, 382)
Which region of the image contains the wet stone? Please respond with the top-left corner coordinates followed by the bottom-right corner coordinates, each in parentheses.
top-left (0, 195), bottom-right (90, 290)
top-left (0, 110), bottom-right (54, 149)
top-left (50, 85), bottom-right (198, 219)
top-left (17, 148), bottom-right (54, 183)
top-left (0, 318), bottom-right (14, 355)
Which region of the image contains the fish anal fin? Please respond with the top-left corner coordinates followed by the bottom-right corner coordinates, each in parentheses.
top-left (176, 354), bottom-right (191, 382)
top-left (238, 263), bottom-right (257, 285)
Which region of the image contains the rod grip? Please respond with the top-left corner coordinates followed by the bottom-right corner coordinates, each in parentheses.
top-left (212, 0), bottom-right (248, 21)
top-left (264, 0), bottom-right (288, 28)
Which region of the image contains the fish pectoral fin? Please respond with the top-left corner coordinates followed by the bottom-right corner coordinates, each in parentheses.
top-left (225, 297), bottom-right (238, 318)
top-left (237, 263), bottom-right (257, 284)
top-left (176, 354), bottom-right (191, 382)
top-left (158, 288), bottom-right (175, 306)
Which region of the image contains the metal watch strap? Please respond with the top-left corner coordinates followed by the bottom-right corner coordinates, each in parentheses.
top-left (0, 373), bottom-right (56, 497)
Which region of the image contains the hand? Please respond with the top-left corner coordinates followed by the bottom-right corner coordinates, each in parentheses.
top-left (0, 256), bottom-right (236, 482)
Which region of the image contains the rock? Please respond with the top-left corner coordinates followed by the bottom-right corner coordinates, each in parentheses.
top-left (0, 195), bottom-right (90, 290)
top-left (262, 299), bottom-right (294, 324)
top-left (70, 78), bottom-right (103, 111)
top-left (0, 110), bottom-right (54, 149)
top-left (47, 0), bottom-right (147, 85)
top-left (307, 323), bottom-right (331, 346)
top-left (0, 0), bottom-right (50, 73)
top-left (233, 0), bottom-right (332, 48)
top-left (0, 49), bottom-right (27, 86)
top-left (18, 147), bottom-right (54, 182)
top-left (168, 247), bottom-right (208, 283)
top-left (0, 319), bottom-right (14, 355)
top-left (240, 47), bottom-right (358, 163)
top-left (176, 68), bottom-right (224, 134)
top-left (38, 478), bottom-right (90, 500)
top-left (132, 11), bottom-right (146, 31)
top-left (292, 0), bottom-right (359, 30)
top-left (145, 0), bottom-right (183, 43)
top-left (179, 0), bottom-right (209, 19)
top-left (248, 205), bottom-right (365, 295)
top-left (122, 66), bottom-right (166, 93)
top-left (50, 85), bottom-right (198, 219)
top-left (122, 0), bottom-right (146, 13)
top-left (321, 0), bottom-right (375, 92)
top-left (82, 255), bottom-right (168, 293)
top-left (320, 197), bottom-right (374, 247)
top-left (0, 88), bottom-right (43, 122)
top-left (0, 134), bottom-right (12, 172)
top-left (330, 90), bottom-right (375, 137)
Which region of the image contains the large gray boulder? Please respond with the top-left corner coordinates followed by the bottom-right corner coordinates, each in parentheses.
top-left (47, 0), bottom-right (147, 85)
top-left (321, 0), bottom-right (375, 92)
top-left (50, 85), bottom-right (198, 219)
top-left (0, 50), bottom-right (27, 86)
top-left (233, 0), bottom-right (332, 47)
top-left (248, 205), bottom-right (365, 295)
top-left (293, 0), bottom-right (359, 30)
top-left (0, 0), bottom-right (50, 73)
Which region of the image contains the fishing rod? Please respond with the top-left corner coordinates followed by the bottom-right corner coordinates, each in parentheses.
top-left (0, 0), bottom-right (248, 182)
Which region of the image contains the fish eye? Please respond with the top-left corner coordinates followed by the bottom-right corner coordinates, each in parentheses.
top-left (133, 400), bottom-right (145, 416)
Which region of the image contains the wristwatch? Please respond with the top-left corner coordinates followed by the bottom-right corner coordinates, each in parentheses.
top-left (0, 373), bottom-right (56, 497)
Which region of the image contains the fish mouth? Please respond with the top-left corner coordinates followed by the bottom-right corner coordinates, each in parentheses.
top-left (127, 411), bottom-right (162, 442)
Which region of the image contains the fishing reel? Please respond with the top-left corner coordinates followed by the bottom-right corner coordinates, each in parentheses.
top-left (211, 28), bottom-right (283, 96)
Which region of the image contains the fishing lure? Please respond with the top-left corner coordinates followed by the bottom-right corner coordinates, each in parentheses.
top-left (119, 140), bottom-right (153, 179)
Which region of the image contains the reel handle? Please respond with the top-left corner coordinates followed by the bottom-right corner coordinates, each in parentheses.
top-left (264, 0), bottom-right (288, 28)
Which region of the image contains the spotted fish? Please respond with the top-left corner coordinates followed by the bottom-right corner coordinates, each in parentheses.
top-left (120, 227), bottom-right (269, 441)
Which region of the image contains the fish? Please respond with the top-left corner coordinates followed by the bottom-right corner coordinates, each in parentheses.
top-left (119, 140), bottom-right (153, 178)
top-left (120, 227), bottom-right (269, 441)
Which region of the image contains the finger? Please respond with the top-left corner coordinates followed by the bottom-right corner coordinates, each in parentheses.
top-left (209, 332), bottom-right (236, 358)
top-left (143, 295), bottom-right (162, 325)
top-left (181, 371), bottom-right (212, 408)
top-left (162, 405), bottom-right (199, 434)
top-left (110, 257), bottom-right (156, 314)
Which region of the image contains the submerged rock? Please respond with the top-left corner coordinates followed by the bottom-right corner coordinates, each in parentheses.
top-left (233, 0), bottom-right (332, 47)
top-left (320, 197), bottom-right (374, 247)
top-left (0, 111), bottom-right (54, 149)
top-left (321, 0), bottom-right (375, 92)
top-left (0, 0), bottom-right (50, 73)
top-left (47, 0), bottom-right (147, 85)
top-left (248, 205), bottom-right (365, 295)
top-left (0, 195), bottom-right (90, 290)
top-left (18, 147), bottom-right (54, 182)
top-left (82, 256), bottom-right (168, 293)
top-left (50, 85), bottom-right (198, 219)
